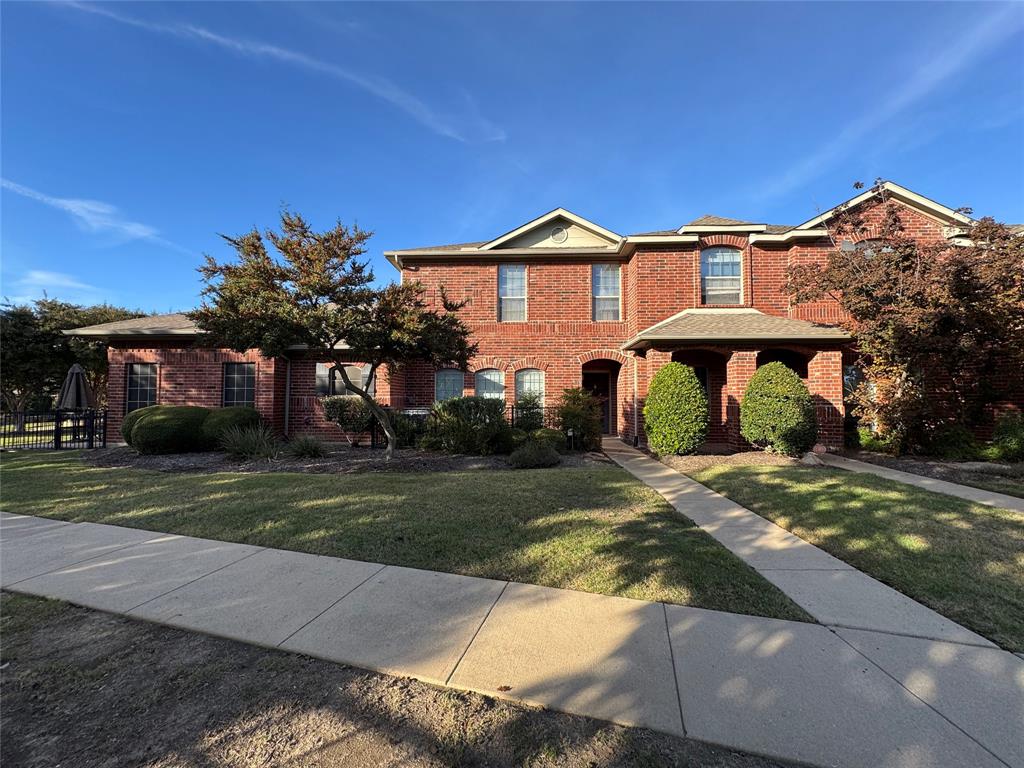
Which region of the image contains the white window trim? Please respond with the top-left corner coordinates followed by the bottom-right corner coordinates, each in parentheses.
top-left (592, 263), bottom-right (622, 321)
top-left (474, 368), bottom-right (505, 399)
top-left (498, 264), bottom-right (528, 322)
top-left (514, 368), bottom-right (545, 405)
top-left (700, 247), bottom-right (744, 306)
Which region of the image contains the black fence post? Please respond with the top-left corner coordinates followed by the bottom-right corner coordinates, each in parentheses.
top-left (53, 410), bottom-right (62, 450)
top-left (85, 410), bottom-right (95, 449)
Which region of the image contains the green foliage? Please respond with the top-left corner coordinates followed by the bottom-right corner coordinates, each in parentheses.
top-left (555, 388), bottom-right (603, 451)
top-left (740, 363), bottom-right (817, 456)
top-left (221, 423), bottom-right (281, 460)
top-left (121, 405), bottom-right (159, 446)
top-left (391, 411), bottom-right (427, 449)
top-left (531, 427), bottom-right (566, 454)
top-left (923, 424), bottom-right (981, 461)
top-left (202, 406), bottom-right (262, 446)
top-left (853, 426), bottom-right (899, 455)
top-left (322, 395), bottom-right (374, 440)
top-left (513, 392), bottom-right (544, 431)
top-left (285, 434), bottom-right (327, 458)
top-left (643, 364), bottom-right (708, 456)
top-left (421, 396), bottom-right (511, 455)
top-left (992, 413), bottom-right (1024, 462)
top-left (508, 440), bottom-right (561, 469)
top-left (131, 406), bottom-right (213, 455)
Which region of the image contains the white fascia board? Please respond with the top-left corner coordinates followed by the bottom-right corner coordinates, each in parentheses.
top-left (676, 224), bottom-right (767, 234)
top-left (626, 234), bottom-right (701, 245)
top-left (749, 229), bottom-right (829, 244)
top-left (479, 207), bottom-right (622, 250)
top-left (796, 181), bottom-right (974, 230)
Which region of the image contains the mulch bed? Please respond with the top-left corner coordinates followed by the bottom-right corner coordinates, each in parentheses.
top-left (846, 450), bottom-right (1024, 492)
top-left (82, 444), bottom-right (610, 475)
top-left (660, 450), bottom-right (799, 475)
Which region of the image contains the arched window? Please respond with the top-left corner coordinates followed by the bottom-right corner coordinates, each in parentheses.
top-left (514, 368), bottom-right (545, 403)
top-left (434, 369), bottom-right (464, 402)
top-left (700, 247), bottom-right (742, 304)
top-left (474, 368), bottom-right (505, 399)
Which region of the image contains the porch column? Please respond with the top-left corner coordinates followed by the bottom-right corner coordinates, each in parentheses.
top-left (724, 350), bottom-right (758, 448)
top-left (807, 349), bottom-right (844, 451)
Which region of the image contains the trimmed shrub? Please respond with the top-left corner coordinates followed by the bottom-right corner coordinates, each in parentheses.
top-left (221, 423), bottom-right (280, 460)
top-left (321, 395), bottom-right (375, 444)
top-left (285, 434), bottom-right (327, 458)
top-left (131, 406), bottom-right (213, 455)
top-left (991, 412), bottom-right (1024, 462)
top-left (854, 426), bottom-right (899, 455)
top-left (513, 392), bottom-right (544, 431)
top-left (923, 424), bottom-right (981, 460)
top-left (643, 364), bottom-right (708, 456)
top-left (740, 362), bottom-right (817, 456)
top-left (121, 405), bottom-right (158, 446)
top-left (421, 396), bottom-right (511, 455)
top-left (202, 406), bottom-right (262, 447)
top-left (392, 411), bottom-right (427, 449)
top-left (508, 439), bottom-right (561, 469)
top-left (531, 427), bottom-right (566, 454)
top-left (555, 388), bottom-right (603, 451)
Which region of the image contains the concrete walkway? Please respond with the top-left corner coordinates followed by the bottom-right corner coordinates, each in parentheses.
top-left (2, 511), bottom-right (1021, 768)
top-left (815, 452), bottom-right (1024, 513)
top-left (603, 440), bottom-right (997, 647)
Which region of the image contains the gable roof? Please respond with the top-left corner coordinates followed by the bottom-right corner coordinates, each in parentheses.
top-left (795, 181), bottom-right (974, 230)
top-left (63, 312), bottom-right (198, 338)
top-left (479, 207), bottom-right (622, 250)
top-left (686, 215), bottom-right (755, 227)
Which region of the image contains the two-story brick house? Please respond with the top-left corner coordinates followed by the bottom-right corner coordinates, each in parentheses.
top-left (68, 181), bottom-right (1011, 450)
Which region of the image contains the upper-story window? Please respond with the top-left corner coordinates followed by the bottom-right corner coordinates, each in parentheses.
top-left (592, 264), bottom-right (621, 321)
top-left (498, 264), bottom-right (527, 321)
top-left (434, 369), bottom-right (464, 402)
top-left (223, 362), bottom-right (256, 407)
top-left (474, 368), bottom-right (505, 399)
top-left (700, 247), bottom-right (742, 305)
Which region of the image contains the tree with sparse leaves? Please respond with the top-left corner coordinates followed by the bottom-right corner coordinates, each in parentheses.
top-left (190, 212), bottom-right (477, 459)
top-left (787, 180), bottom-right (1024, 452)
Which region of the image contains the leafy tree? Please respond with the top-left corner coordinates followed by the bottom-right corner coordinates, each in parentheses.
top-left (0, 305), bottom-right (60, 428)
top-left (190, 211), bottom-right (476, 459)
top-left (787, 180), bottom-right (1024, 452)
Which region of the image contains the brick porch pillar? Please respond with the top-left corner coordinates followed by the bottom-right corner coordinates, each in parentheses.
top-left (725, 350), bottom-right (758, 449)
top-left (807, 349), bottom-right (844, 451)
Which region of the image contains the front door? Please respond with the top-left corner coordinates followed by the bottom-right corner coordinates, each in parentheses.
top-left (582, 371), bottom-right (611, 434)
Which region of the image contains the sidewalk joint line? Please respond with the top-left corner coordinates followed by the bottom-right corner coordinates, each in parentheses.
top-left (125, 546), bottom-right (267, 614)
top-left (661, 602), bottom-right (687, 737)
top-left (829, 627), bottom-right (1012, 768)
top-left (445, 580), bottom-right (509, 686)
top-left (275, 563), bottom-right (388, 648)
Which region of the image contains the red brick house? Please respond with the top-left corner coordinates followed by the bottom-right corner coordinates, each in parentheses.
top-left (67, 181), bottom-right (1014, 450)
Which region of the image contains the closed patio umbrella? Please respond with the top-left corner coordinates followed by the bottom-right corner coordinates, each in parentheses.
top-left (57, 364), bottom-right (96, 411)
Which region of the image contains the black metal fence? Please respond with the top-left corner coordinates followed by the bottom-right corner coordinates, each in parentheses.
top-left (507, 405), bottom-right (560, 430)
top-left (0, 411), bottom-right (108, 450)
top-left (368, 405), bottom-right (566, 449)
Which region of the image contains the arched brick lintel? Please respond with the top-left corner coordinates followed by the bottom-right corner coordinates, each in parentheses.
top-left (575, 349), bottom-right (631, 367)
top-left (700, 234), bottom-right (748, 250)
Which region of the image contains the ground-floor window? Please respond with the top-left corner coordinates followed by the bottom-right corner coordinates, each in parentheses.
top-left (223, 362), bottom-right (256, 407)
top-left (515, 368), bottom-right (544, 403)
top-left (474, 368), bottom-right (505, 399)
top-left (434, 369), bottom-right (464, 402)
top-left (125, 363), bottom-right (157, 413)
top-left (316, 363), bottom-right (372, 396)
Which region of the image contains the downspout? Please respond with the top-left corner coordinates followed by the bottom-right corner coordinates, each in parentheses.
top-left (633, 355), bottom-right (639, 446)
top-left (283, 357), bottom-right (292, 437)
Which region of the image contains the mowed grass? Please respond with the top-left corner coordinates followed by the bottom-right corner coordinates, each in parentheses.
top-left (0, 452), bottom-right (808, 622)
top-left (688, 464), bottom-right (1024, 651)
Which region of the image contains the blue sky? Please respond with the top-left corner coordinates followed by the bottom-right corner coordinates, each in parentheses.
top-left (2, 1), bottom-right (1023, 312)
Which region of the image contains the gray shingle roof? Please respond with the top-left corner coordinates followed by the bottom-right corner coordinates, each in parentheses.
top-left (63, 312), bottom-right (198, 337)
top-left (686, 215), bottom-right (756, 226)
top-left (623, 309), bottom-right (850, 350)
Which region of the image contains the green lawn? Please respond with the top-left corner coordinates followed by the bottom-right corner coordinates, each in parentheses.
top-left (688, 464), bottom-right (1024, 651)
top-left (0, 452), bottom-right (808, 622)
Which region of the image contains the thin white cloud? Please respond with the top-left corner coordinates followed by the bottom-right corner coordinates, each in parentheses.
top-left (1, 178), bottom-right (189, 253)
top-left (61, 1), bottom-right (505, 143)
top-left (3, 269), bottom-right (104, 305)
top-left (757, 4), bottom-right (1024, 201)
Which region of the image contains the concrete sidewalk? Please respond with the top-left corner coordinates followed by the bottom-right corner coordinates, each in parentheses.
top-left (602, 440), bottom-right (997, 647)
top-left (816, 452), bottom-right (1024, 513)
top-left (2, 511), bottom-right (1021, 768)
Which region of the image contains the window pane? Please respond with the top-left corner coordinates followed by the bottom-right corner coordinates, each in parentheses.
top-left (434, 369), bottom-right (464, 402)
top-left (498, 265), bottom-right (526, 321)
top-left (474, 368), bottom-right (505, 399)
top-left (126, 363), bottom-right (157, 413)
top-left (315, 363), bottom-right (331, 396)
top-left (592, 264), bottom-right (621, 321)
top-left (593, 296), bottom-right (620, 321)
top-left (499, 297), bottom-right (526, 322)
top-left (223, 363), bottom-right (255, 407)
top-left (515, 369), bottom-right (544, 403)
top-left (701, 247), bottom-right (742, 304)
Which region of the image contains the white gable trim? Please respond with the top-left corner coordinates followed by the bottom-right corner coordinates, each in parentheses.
top-left (479, 208), bottom-right (622, 250)
top-left (796, 181), bottom-right (974, 230)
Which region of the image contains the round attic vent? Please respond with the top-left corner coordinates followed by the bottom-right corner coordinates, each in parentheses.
top-left (550, 226), bottom-right (568, 244)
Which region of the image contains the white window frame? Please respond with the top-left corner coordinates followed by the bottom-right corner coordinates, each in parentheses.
top-left (434, 369), bottom-right (464, 402)
top-left (514, 368), bottom-right (545, 404)
top-left (592, 263), bottom-right (621, 321)
top-left (700, 246), bottom-right (743, 305)
top-left (498, 264), bottom-right (527, 322)
top-left (474, 368), bottom-right (505, 399)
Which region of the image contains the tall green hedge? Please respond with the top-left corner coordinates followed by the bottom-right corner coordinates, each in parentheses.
top-left (121, 405), bottom-right (158, 446)
top-left (740, 362), bottom-right (817, 456)
top-left (643, 363), bottom-right (708, 456)
top-left (131, 406), bottom-right (213, 454)
top-left (202, 406), bottom-right (262, 447)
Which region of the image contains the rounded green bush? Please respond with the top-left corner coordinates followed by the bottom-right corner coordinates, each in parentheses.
top-left (531, 427), bottom-right (566, 453)
top-left (121, 405), bottom-right (158, 446)
top-left (508, 439), bottom-right (561, 469)
top-left (555, 388), bottom-right (603, 451)
top-left (131, 406), bottom-right (213, 454)
top-left (643, 363), bottom-right (708, 456)
top-left (202, 406), bottom-right (262, 447)
top-left (740, 362), bottom-right (818, 456)
top-left (992, 412), bottom-right (1024, 462)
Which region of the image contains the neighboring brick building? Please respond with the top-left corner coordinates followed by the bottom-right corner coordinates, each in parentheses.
top-left (67, 181), bottom-right (1015, 450)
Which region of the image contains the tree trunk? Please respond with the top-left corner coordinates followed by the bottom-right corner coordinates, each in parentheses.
top-left (334, 364), bottom-right (397, 461)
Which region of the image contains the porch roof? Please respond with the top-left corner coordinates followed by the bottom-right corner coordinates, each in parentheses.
top-left (622, 309), bottom-right (851, 351)
top-left (62, 312), bottom-right (199, 338)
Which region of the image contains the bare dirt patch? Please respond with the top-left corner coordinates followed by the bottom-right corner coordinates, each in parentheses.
top-left (661, 450), bottom-right (799, 475)
top-left (1, 593), bottom-right (788, 768)
top-left (847, 450), bottom-right (1024, 499)
top-left (83, 444), bottom-right (609, 475)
